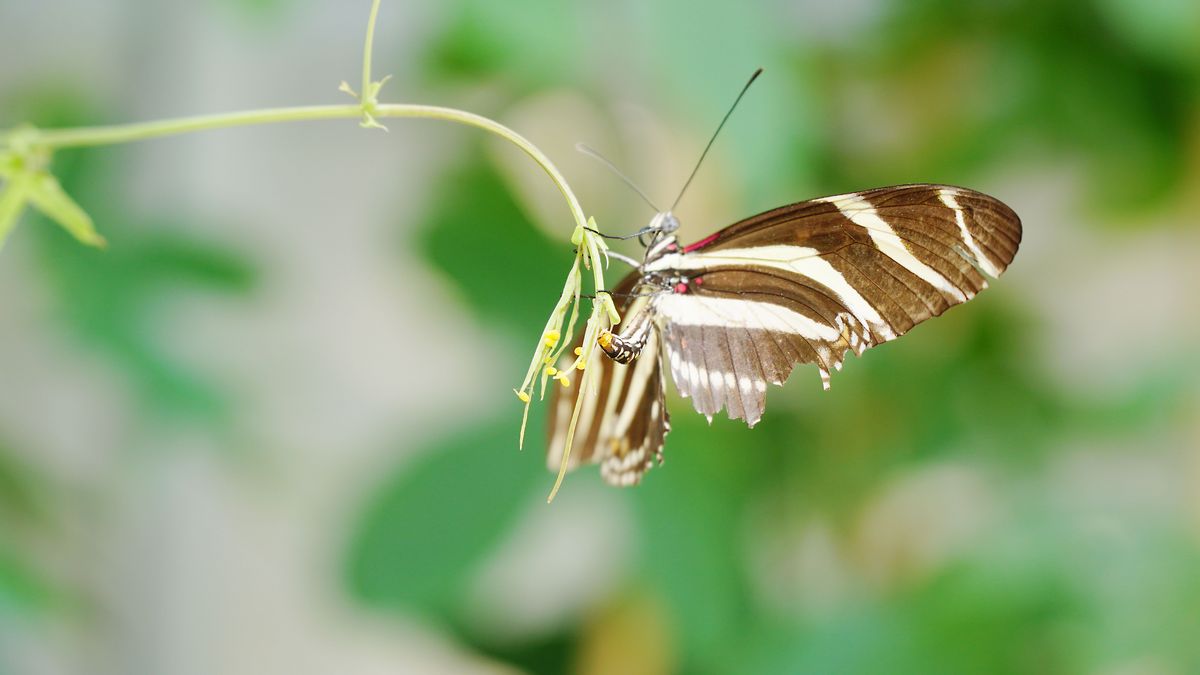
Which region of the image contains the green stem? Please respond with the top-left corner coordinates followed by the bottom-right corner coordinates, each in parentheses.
top-left (362, 0), bottom-right (383, 105)
top-left (0, 102), bottom-right (587, 230)
top-left (2, 105), bottom-right (358, 149)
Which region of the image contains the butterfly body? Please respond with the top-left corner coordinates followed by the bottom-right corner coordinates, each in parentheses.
top-left (548, 184), bottom-right (1021, 486)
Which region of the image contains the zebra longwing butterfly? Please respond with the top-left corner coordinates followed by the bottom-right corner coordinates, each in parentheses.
top-left (547, 184), bottom-right (1021, 486)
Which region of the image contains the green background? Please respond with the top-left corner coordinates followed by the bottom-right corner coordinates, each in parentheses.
top-left (1, 0), bottom-right (1199, 673)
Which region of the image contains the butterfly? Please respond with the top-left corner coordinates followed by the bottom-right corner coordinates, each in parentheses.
top-left (546, 183), bottom-right (1021, 486)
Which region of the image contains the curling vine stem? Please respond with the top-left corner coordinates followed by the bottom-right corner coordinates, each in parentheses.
top-left (0, 104), bottom-right (589, 233)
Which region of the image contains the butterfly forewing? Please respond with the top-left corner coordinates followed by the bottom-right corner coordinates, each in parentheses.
top-left (646, 184), bottom-right (1021, 426)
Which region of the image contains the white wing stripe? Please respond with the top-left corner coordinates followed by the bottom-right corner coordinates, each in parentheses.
top-left (657, 294), bottom-right (843, 342)
top-left (817, 194), bottom-right (967, 303)
top-left (596, 356), bottom-right (628, 444)
top-left (611, 332), bottom-right (660, 438)
top-left (938, 188), bottom-right (1002, 277)
top-left (649, 247), bottom-right (895, 341)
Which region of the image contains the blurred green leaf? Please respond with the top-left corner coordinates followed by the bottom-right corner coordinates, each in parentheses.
top-left (27, 170), bottom-right (105, 248)
top-left (424, 0), bottom-right (579, 85)
top-left (31, 160), bottom-right (255, 422)
top-left (0, 152), bottom-right (17, 177)
top-left (0, 170), bottom-right (33, 252)
top-left (0, 545), bottom-right (59, 616)
top-left (0, 444), bottom-right (49, 528)
top-left (839, 0), bottom-right (1196, 212)
top-left (213, 0), bottom-right (292, 22)
top-left (32, 216), bottom-right (255, 422)
top-left (345, 415), bottom-right (542, 621)
top-left (1095, 0), bottom-right (1200, 68)
top-left (0, 439), bottom-right (65, 618)
top-left (417, 157), bottom-right (567, 333)
top-left (743, 560), bottom-right (1085, 675)
top-left (631, 413), bottom-right (760, 672)
top-left (8, 92), bottom-right (256, 425)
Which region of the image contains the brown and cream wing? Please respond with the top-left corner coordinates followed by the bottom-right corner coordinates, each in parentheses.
top-left (546, 277), bottom-right (670, 487)
top-left (646, 184), bottom-right (1022, 426)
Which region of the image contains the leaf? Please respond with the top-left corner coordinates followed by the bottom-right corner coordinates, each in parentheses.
top-left (422, 0), bottom-right (579, 85)
top-left (0, 545), bottom-right (62, 615)
top-left (0, 150), bottom-right (18, 178)
top-left (630, 413), bottom-right (760, 671)
top-left (27, 170), bottom-right (105, 248)
top-left (0, 171), bottom-right (34, 252)
top-left (0, 442), bottom-right (65, 617)
top-left (213, 0), bottom-right (291, 22)
top-left (417, 159), bottom-right (565, 333)
top-left (27, 147), bottom-right (256, 423)
top-left (0, 441), bottom-right (50, 525)
top-left (344, 415), bottom-right (542, 621)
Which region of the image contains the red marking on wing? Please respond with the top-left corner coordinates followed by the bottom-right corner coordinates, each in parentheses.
top-left (683, 233), bottom-right (719, 253)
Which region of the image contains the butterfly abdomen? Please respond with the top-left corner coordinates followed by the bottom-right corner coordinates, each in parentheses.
top-left (598, 296), bottom-right (658, 364)
top-left (597, 330), bottom-right (641, 364)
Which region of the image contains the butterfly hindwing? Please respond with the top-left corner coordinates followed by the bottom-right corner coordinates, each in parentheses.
top-left (546, 273), bottom-right (670, 486)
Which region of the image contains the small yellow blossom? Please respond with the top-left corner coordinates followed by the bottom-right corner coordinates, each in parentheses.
top-left (515, 215), bottom-right (618, 503)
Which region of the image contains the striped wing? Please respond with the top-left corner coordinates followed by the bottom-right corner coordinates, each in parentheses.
top-left (546, 275), bottom-right (670, 486)
top-left (646, 184), bottom-right (1021, 426)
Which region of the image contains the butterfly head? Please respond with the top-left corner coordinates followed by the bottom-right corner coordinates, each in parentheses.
top-left (642, 211), bottom-right (681, 261)
top-left (648, 211), bottom-right (680, 236)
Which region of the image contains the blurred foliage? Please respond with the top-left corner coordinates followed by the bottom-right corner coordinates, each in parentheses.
top-left (0, 442), bottom-right (59, 617)
top-left (852, 0), bottom-right (1199, 211)
top-left (0, 546), bottom-right (58, 616)
top-left (17, 94), bottom-right (258, 425)
top-left (0, 91), bottom-right (257, 640)
top-left (347, 415), bottom-right (543, 622)
top-left (213, 0), bottom-right (293, 23)
top-left (30, 193), bottom-right (256, 423)
top-left (418, 159), bottom-right (565, 334)
top-left (425, 0), bottom-right (582, 87)
top-left (1, 0), bottom-right (1198, 673)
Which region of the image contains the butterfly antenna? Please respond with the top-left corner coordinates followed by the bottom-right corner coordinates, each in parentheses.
top-left (669, 67), bottom-right (763, 212)
top-left (576, 143), bottom-right (661, 213)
